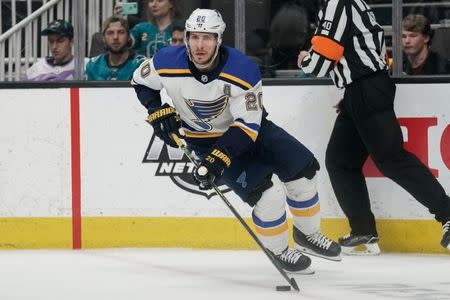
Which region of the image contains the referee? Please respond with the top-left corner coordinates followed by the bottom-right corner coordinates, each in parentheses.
top-left (298, 0), bottom-right (450, 254)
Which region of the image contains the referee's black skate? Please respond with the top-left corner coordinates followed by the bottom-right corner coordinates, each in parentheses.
top-left (271, 247), bottom-right (314, 275)
top-left (293, 226), bottom-right (342, 261)
top-left (338, 233), bottom-right (380, 255)
top-left (441, 221), bottom-right (450, 250)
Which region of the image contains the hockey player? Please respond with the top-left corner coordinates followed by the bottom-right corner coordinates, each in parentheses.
top-left (132, 8), bottom-right (341, 273)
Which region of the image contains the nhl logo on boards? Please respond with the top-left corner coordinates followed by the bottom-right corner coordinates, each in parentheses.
top-left (142, 134), bottom-right (231, 199)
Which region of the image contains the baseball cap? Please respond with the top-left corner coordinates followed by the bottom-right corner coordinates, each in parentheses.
top-left (41, 19), bottom-right (74, 37)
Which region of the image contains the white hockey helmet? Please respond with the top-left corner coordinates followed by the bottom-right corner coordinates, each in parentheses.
top-left (185, 8), bottom-right (226, 45)
top-left (184, 9), bottom-right (226, 70)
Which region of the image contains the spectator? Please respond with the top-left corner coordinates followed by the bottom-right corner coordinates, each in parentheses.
top-left (90, 1), bottom-right (147, 58)
top-left (86, 16), bottom-right (145, 80)
top-left (23, 20), bottom-right (84, 81)
top-left (402, 14), bottom-right (450, 75)
top-left (128, 0), bottom-right (183, 57)
top-left (169, 25), bottom-right (184, 46)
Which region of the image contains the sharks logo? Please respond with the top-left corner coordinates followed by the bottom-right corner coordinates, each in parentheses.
top-left (142, 134), bottom-right (231, 199)
top-left (185, 95), bottom-right (229, 131)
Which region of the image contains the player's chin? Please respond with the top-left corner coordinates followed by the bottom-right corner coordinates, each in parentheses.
top-left (193, 57), bottom-right (207, 64)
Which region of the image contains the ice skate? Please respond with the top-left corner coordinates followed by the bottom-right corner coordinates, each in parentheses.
top-left (338, 233), bottom-right (380, 255)
top-left (271, 247), bottom-right (315, 275)
top-left (441, 221), bottom-right (450, 250)
top-left (293, 226), bottom-right (342, 261)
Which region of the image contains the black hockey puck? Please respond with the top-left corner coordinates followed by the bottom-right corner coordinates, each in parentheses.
top-left (275, 285), bottom-right (291, 291)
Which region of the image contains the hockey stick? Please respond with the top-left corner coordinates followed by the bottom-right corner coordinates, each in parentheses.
top-left (171, 133), bottom-right (300, 292)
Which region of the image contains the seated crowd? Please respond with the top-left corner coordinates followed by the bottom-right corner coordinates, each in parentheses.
top-left (21, 0), bottom-right (450, 81)
top-left (23, 0), bottom-right (185, 81)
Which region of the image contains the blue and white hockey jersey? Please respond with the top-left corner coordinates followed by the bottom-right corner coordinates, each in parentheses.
top-left (132, 45), bottom-right (264, 158)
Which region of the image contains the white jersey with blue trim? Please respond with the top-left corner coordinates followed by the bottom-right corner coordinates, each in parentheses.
top-left (132, 45), bottom-right (263, 144)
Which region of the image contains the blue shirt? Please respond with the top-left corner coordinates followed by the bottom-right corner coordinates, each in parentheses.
top-left (86, 52), bottom-right (145, 80)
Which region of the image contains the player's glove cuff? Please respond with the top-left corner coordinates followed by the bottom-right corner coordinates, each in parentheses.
top-left (147, 103), bottom-right (181, 148)
top-left (148, 105), bottom-right (177, 122)
top-left (208, 148), bottom-right (231, 168)
top-left (193, 148), bottom-right (231, 190)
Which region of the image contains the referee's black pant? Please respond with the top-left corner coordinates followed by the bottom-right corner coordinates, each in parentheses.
top-left (325, 70), bottom-right (450, 235)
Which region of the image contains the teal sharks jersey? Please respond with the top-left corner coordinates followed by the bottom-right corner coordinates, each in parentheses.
top-left (130, 21), bottom-right (181, 57)
top-left (86, 53), bottom-right (145, 81)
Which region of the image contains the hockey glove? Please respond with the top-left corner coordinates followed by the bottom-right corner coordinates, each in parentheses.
top-left (147, 103), bottom-right (181, 148)
top-left (193, 148), bottom-right (231, 190)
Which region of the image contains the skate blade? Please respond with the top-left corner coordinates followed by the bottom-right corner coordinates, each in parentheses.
top-left (295, 245), bottom-right (342, 262)
top-left (286, 266), bottom-right (315, 275)
top-left (341, 243), bottom-right (381, 256)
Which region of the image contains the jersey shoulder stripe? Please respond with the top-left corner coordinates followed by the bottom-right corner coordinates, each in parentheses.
top-left (220, 46), bottom-right (261, 90)
top-left (156, 68), bottom-right (192, 77)
top-left (152, 45), bottom-right (189, 72)
top-left (219, 72), bottom-right (252, 90)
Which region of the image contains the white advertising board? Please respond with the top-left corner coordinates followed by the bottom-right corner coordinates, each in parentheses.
top-left (0, 84), bottom-right (449, 219)
top-left (0, 89), bottom-right (72, 217)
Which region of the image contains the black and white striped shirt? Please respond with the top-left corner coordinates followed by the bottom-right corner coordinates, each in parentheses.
top-left (301, 0), bottom-right (388, 88)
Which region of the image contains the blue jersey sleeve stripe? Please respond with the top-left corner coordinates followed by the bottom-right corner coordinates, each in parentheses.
top-left (230, 123), bottom-right (258, 142)
top-left (231, 119), bottom-right (260, 142)
top-left (234, 118), bottom-right (260, 131)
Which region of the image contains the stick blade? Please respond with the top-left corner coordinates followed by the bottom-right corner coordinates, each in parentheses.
top-left (290, 277), bottom-right (300, 291)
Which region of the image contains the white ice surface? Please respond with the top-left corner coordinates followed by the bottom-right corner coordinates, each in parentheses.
top-left (0, 248), bottom-right (449, 300)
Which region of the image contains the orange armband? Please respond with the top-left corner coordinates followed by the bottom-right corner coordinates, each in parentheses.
top-left (311, 35), bottom-right (344, 62)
